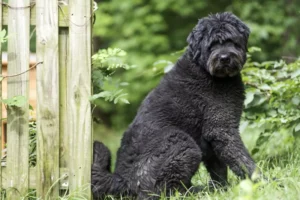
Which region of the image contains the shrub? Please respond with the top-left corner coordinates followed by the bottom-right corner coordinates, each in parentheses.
top-left (241, 47), bottom-right (300, 159)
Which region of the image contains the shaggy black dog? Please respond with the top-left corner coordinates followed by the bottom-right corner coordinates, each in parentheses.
top-left (92, 12), bottom-right (257, 199)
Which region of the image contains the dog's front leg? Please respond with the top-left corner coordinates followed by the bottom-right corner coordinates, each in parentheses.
top-left (203, 153), bottom-right (228, 187)
top-left (203, 127), bottom-right (257, 180)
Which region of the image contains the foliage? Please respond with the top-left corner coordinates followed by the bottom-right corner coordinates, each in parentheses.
top-left (228, 0), bottom-right (300, 61)
top-left (92, 0), bottom-right (300, 129)
top-left (241, 47), bottom-right (300, 159)
top-left (0, 29), bottom-right (7, 43)
top-left (91, 48), bottom-right (132, 105)
top-left (94, 0), bottom-right (300, 61)
top-left (92, 48), bottom-right (131, 70)
top-left (1, 95), bottom-right (27, 108)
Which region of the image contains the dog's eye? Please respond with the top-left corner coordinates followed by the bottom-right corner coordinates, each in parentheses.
top-left (233, 43), bottom-right (242, 49)
top-left (209, 43), bottom-right (220, 51)
top-left (223, 39), bottom-right (239, 48)
top-left (228, 41), bottom-right (240, 49)
top-left (227, 39), bottom-right (242, 49)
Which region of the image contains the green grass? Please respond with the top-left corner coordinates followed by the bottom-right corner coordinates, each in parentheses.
top-left (2, 125), bottom-right (298, 199)
top-left (94, 124), bottom-right (300, 200)
top-left (187, 155), bottom-right (300, 200)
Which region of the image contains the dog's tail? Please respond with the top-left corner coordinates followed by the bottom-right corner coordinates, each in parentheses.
top-left (91, 141), bottom-right (129, 198)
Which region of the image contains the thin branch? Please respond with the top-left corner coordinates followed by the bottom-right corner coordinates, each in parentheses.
top-left (2, 61), bottom-right (43, 79)
top-left (91, 104), bottom-right (97, 115)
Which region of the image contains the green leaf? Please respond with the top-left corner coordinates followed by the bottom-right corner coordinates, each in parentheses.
top-left (29, 104), bottom-right (34, 110)
top-left (114, 93), bottom-right (128, 104)
top-left (244, 92), bottom-right (255, 107)
top-left (14, 96), bottom-right (27, 107)
top-left (120, 98), bottom-right (130, 104)
top-left (2, 96), bottom-right (27, 107)
top-left (295, 123), bottom-right (300, 132)
top-left (0, 76), bottom-right (4, 82)
top-left (89, 91), bottom-right (112, 101)
top-left (291, 69), bottom-right (300, 78)
top-left (259, 84), bottom-right (271, 90)
top-left (248, 46), bottom-right (261, 53)
top-left (0, 29), bottom-right (7, 43)
top-left (119, 82), bottom-right (129, 86)
top-left (251, 95), bottom-right (268, 107)
top-left (267, 109), bottom-right (277, 117)
top-left (291, 96), bottom-right (300, 105)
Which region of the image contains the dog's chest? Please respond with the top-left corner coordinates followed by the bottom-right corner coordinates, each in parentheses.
top-left (176, 80), bottom-right (244, 131)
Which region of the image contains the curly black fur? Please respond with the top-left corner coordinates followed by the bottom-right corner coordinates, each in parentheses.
top-left (92, 12), bottom-right (257, 199)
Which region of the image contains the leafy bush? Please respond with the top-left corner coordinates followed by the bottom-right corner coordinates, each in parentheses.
top-left (241, 47), bottom-right (300, 159)
top-left (91, 48), bottom-right (133, 105)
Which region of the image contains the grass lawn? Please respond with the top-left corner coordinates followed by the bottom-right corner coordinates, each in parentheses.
top-left (94, 124), bottom-right (300, 200)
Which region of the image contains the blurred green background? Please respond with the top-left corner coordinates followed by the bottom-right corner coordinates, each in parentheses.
top-left (92, 0), bottom-right (300, 162)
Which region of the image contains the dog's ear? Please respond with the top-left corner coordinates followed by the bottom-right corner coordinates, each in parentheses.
top-left (187, 30), bottom-right (200, 60)
top-left (187, 29), bottom-right (197, 52)
top-left (237, 22), bottom-right (250, 40)
top-left (187, 20), bottom-right (205, 61)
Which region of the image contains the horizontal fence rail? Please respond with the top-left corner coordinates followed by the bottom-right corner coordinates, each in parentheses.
top-left (0, 0), bottom-right (93, 199)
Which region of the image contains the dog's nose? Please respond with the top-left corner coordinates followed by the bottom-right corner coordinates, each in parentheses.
top-left (220, 54), bottom-right (230, 63)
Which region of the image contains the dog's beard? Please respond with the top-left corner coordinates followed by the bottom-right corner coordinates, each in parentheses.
top-left (207, 48), bottom-right (244, 78)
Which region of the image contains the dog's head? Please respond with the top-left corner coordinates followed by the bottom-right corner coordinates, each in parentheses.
top-left (187, 12), bottom-right (250, 77)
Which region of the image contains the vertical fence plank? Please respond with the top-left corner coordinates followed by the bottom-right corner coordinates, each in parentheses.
top-left (6, 0), bottom-right (30, 198)
top-left (59, 25), bottom-right (69, 194)
top-left (68, 0), bottom-right (92, 197)
top-left (58, 1), bottom-right (71, 194)
top-left (0, 0), bottom-right (2, 191)
top-left (58, 0), bottom-right (69, 174)
top-left (36, 0), bottom-right (59, 198)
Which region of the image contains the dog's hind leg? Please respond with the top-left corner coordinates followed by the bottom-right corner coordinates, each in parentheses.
top-left (136, 131), bottom-right (202, 199)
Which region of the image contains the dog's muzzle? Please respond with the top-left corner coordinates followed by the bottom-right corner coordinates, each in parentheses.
top-left (207, 51), bottom-right (244, 78)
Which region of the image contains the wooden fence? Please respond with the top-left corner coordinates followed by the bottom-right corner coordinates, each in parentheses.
top-left (0, 0), bottom-right (93, 199)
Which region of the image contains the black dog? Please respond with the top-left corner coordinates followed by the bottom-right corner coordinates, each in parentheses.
top-left (92, 12), bottom-right (257, 199)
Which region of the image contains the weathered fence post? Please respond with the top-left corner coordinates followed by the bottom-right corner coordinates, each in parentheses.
top-left (6, 0), bottom-right (30, 199)
top-left (0, 1), bottom-right (93, 198)
top-left (68, 0), bottom-right (93, 198)
top-left (36, 0), bottom-right (60, 198)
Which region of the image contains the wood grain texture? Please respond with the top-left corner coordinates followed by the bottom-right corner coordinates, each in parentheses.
top-left (2, 4), bottom-right (69, 27)
top-left (67, 0), bottom-right (92, 198)
top-left (6, 0), bottom-right (30, 199)
top-left (36, 0), bottom-right (60, 198)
